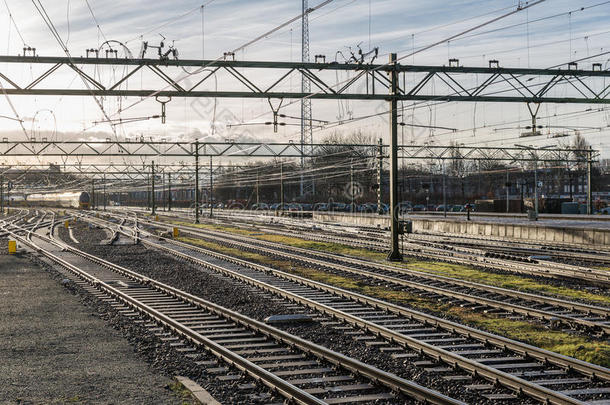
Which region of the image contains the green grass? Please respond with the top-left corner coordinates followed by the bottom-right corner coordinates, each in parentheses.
top-left (397, 260), bottom-right (610, 305)
top-left (167, 380), bottom-right (196, 405)
top-left (169, 219), bottom-right (610, 306)
top-left (177, 236), bottom-right (610, 368)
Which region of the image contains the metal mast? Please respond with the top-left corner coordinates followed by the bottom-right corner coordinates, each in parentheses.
top-left (300, 0), bottom-right (313, 197)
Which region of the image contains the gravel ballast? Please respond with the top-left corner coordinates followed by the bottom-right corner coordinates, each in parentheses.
top-left (62, 219), bottom-right (529, 404)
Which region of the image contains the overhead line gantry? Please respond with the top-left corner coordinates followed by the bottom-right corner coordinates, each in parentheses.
top-left (1, 54), bottom-right (609, 260)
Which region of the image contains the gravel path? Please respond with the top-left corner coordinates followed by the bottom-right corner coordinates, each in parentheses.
top-left (0, 252), bottom-right (193, 405)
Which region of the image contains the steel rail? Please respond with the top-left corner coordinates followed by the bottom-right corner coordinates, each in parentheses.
top-left (0, 224), bottom-right (334, 405)
top-left (52, 228), bottom-right (461, 405)
top-left (3, 217), bottom-right (462, 405)
top-left (249, 221), bottom-right (610, 286)
top-left (84, 215), bottom-right (609, 405)
top-left (129, 218), bottom-right (609, 334)
top-left (133, 236), bottom-right (600, 405)
top-left (110, 207), bottom-right (610, 285)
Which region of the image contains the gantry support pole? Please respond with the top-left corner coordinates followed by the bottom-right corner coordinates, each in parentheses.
top-left (280, 161), bottom-right (284, 211)
top-left (256, 170), bottom-right (260, 206)
top-left (387, 53), bottom-right (402, 262)
top-left (91, 179), bottom-right (95, 210)
top-left (151, 161), bottom-right (156, 215)
top-left (209, 156), bottom-right (213, 218)
top-left (350, 160), bottom-right (354, 213)
top-left (1, 176), bottom-right (4, 214)
top-left (587, 146), bottom-right (593, 215)
top-left (195, 141), bottom-right (200, 224)
top-left (377, 138), bottom-right (383, 215)
top-left (167, 173), bottom-right (172, 212)
top-left (103, 174), bottom-right (106, 211)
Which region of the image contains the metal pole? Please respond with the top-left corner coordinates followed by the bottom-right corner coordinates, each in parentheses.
top-left (103, 174), bottom-right (106, 211)
top-left (151, 161), bottom-right (156, 215)
top-left (146, 175), bottom-right (150, 210)
top-left (280, 161), bottom-right (284, 211)
top-left (506, 168), bottom-right (510, 213)
top-left (442, 162), bottom-right (446, 218)
top-left (0, 175), bottom-right (3, 214)
top-left (91, 179), bottom-right (95, 210)
top-left (168, 173), bottom-right (172, 211)
top-left (387, 53), bottom-right (402, 262)
top-left (587, 146), bottom-right (592, 215)
top-left (195, 141), bottom-right (200, 223)
top-left (256, 170), bottom-right (260, 206)
top-left (350, 160), bottom-right (354, 213)
top-left (377, 137), bottom-right (383, 215)
top-left (209, 156), bottom-right (213, 218)
top-left (534, 159), bottom-right (538, 218)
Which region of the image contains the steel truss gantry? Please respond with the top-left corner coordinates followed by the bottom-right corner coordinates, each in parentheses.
top-left (1, 55), bottom-right (610, 103)
top-left (0, 140), bottom-right (592, 163)
top-left (0, 162), bottom-right (240, 181)
top-left (2, 53), bottom-right (609, 260)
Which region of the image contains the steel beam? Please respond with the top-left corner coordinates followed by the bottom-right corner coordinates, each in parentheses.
top-left (0, 141), bottom-right (593, 161)
top-left (1, 55), bottom-right (610, 103)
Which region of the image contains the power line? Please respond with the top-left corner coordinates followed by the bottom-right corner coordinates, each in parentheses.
top-left (2, 0), bottom-right (28, 46)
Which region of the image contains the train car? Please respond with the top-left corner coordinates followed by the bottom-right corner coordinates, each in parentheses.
top-left (26, 191), bottom-right (91, 209)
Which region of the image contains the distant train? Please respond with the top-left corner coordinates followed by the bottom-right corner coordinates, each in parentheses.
top-left (24, 191), bottom-right (91, 209)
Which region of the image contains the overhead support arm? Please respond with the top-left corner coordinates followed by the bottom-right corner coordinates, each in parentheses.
top-left (1, 55), bottom-right (609, 103)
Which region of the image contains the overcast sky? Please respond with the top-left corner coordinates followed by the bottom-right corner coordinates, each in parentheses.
top-left (1, 0), bottom-right (610, 158)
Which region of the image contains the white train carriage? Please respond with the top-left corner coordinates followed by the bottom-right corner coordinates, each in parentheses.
top-left (26, 191), bottom-right (91, 209)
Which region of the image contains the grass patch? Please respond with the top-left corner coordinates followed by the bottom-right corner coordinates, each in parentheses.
top-left (167, 380), bottom-right (196, 405)
top-left (169, 219), bottom-right (610, 306)
top-left (178, 236), bottom-right (610, 368)
top-left (399, 260), bottom-right (610, 305)
top-left (170, 220), bottom-right (383, 260)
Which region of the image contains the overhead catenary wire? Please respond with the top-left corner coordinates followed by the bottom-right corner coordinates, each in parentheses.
top-left (91, 0), bottom-right (335, 127)
top-left (242, 1), bottom-right (546, 128)
top-left (2, 0), bottom-right (28, 46)
top-left (275, 46), bottom-right (610, 148)
top-left (30, 0), bottom-right (119, 140)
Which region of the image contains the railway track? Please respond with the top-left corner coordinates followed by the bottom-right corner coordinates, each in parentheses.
top-left (195, 210), bottom-right (610, 267)
top-left (149, 208), bottom-right (610, 261)
top-left (248, 222), bottom-right (610, 286)
top-left (2, 214), bottom-right (460, 405)
top-left (108, 214), bottom-right (610, 337)
top-left (113, 206), bottom-right (610, 267)
top-left (120, 208), bottom-right (610, 286)
top-left (110, 207), bottom-right (610, 286)
top-left (80, 211), bottom-right (610, 405)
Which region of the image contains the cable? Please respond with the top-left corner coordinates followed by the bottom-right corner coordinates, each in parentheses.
top-left (2, 0), bottom-right (28, 46)
top-left (94, 0), bottom-right (335, 125)
top-left (84, 0), bottom-right (108, 44)
top-left (396, 0), bottom-right (546, 64)
top-left (124, 1), bottom-right (216, 45)
top-left (244, 1), bottom-right (546, 127)
top-left (31, 0), bottom-right (118, 140)
top-left (65, 0), bottom-right (70, 45)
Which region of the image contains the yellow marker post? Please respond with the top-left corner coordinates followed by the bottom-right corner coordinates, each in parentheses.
top-left (64, 220), bottom-right (69, 228)
top-left (173, 227), bottom-right (179, 238)
top-left (8, 240), bottom-right (16, 254)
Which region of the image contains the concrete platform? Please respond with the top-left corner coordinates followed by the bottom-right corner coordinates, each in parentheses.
top-left (0, 253), bottom-right (186, 404)
top-left (313, 212), bottom-right (610, 247)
